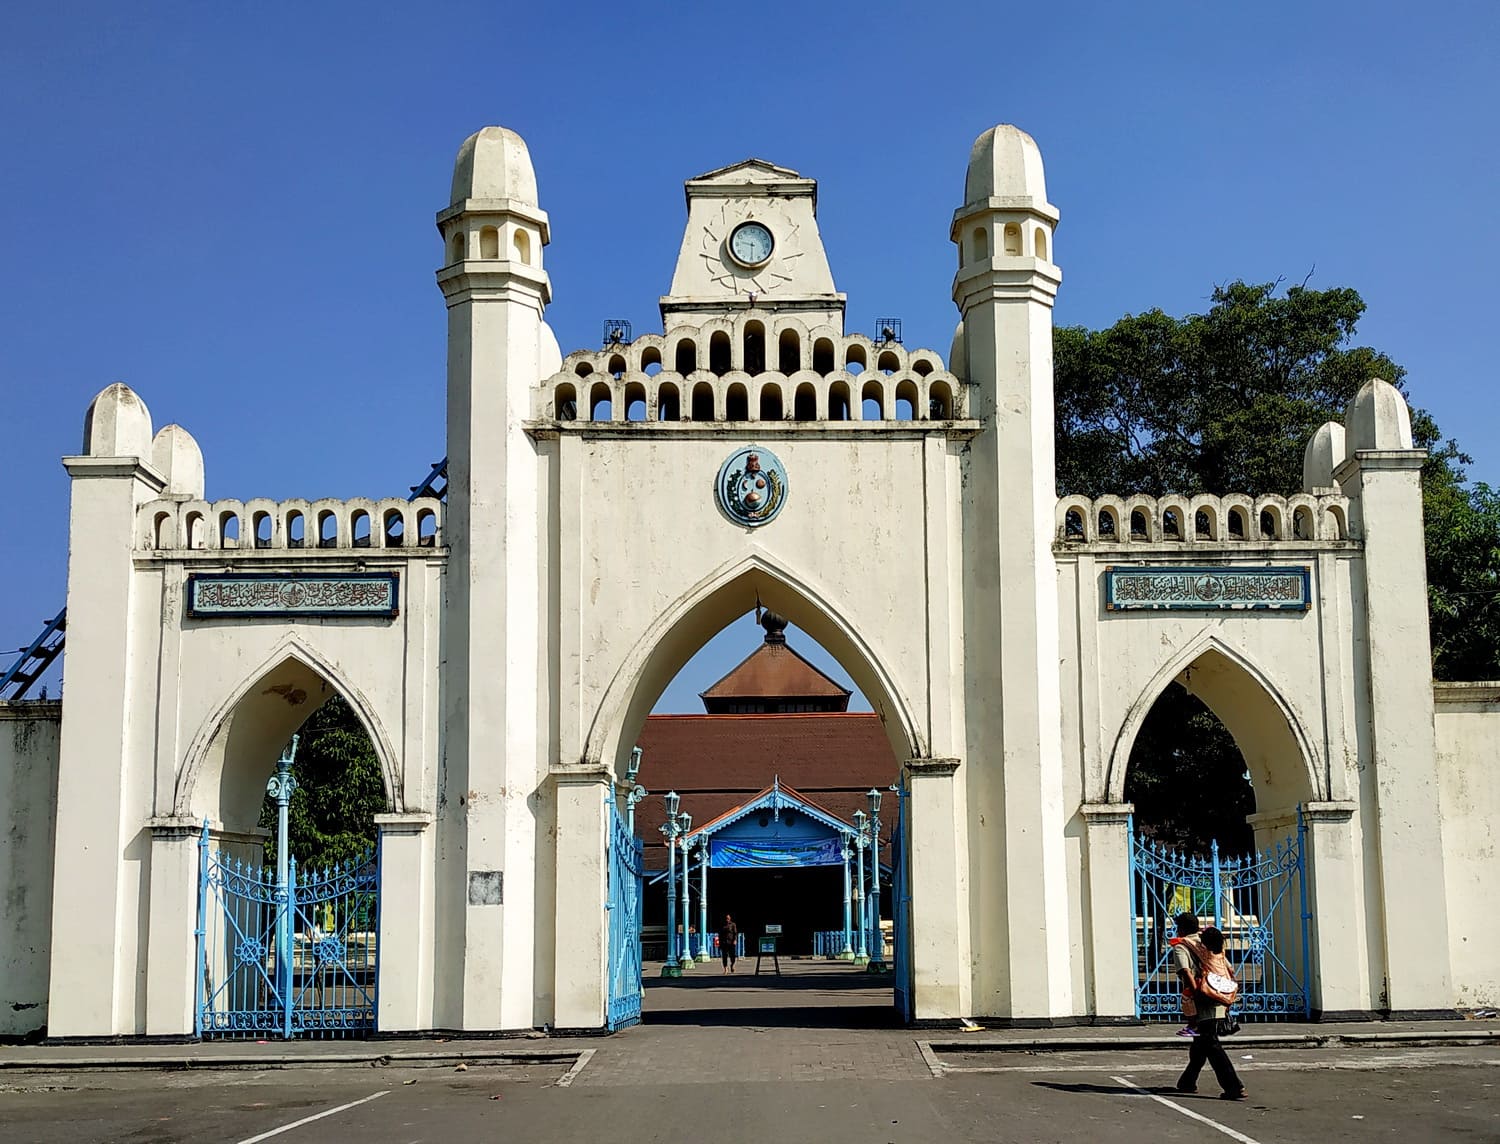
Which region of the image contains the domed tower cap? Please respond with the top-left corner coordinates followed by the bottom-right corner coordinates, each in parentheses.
top-left (152, 424), bottom-right (205, 498)
top-left (1346, 378), bottom-right (1414, 451)
top-left (1302, 420), bottom-right (1347, 491)
top-left (451, 126), bottom-right (539, 207)
top-left (82, 382), bottom-right (153, 459)
top-left (965, 124), bottom-right (1048, 206)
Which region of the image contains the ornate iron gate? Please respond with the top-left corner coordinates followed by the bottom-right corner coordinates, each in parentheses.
top-left (195, 738), bottom-right (380, 1039)
top-left (891, 784), bottom-right (913, 1023)
top-left (606, 794), bottom-right (645, 1030)
top-left (1130, 810), bottom-right (1311, 1021)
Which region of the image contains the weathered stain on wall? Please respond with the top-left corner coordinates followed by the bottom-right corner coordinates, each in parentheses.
top-left (0, 700), bottom-right (60, 1038)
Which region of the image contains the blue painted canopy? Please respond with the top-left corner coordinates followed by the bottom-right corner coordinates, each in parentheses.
top-left (686, 778), bottom-right (855, 869)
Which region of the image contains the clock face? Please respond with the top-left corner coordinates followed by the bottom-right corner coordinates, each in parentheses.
top-left (728, 221), bottom-right (774, 267)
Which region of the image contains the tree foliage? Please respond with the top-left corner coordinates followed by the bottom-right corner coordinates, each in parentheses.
top-left (259, 694), bottom-right (386, 871)
top-left (1060, 280), bottom-right (1500, 851)
top-left (1122, 685), bottom-right (1255, 854)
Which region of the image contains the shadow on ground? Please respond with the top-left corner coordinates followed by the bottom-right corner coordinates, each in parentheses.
top-left (641, 960), bottom-right (903, 1029)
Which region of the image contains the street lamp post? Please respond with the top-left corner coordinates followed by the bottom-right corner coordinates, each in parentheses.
top-left (660, 791), bottom-right (681, 978)
top-left (677, 814), bottom-right (694, 970)
top-left (866, 787), bottom-right (886, 972)
top-left (625, 747), bottom-right (647, 837)
top-left (696, 841), bottom-right (710, 961)
top-left (839, 840), bottom-right (854, 959)
top-left (853, 809), bottom-right (869, 964)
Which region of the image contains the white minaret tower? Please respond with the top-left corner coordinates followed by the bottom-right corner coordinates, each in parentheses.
top-left (435, 127), bottom-right (557, 1030)
top-left (953, 126), bottom-right (1074, 1019)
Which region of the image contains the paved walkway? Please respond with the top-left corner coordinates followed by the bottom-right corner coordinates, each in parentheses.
top-left (1, 959), bottom-right (1493, 1079)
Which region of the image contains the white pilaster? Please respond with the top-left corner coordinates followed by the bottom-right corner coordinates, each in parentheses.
top-left (552, 769), bottom-right (611, 1030)
top-left (904, 757), bottom-right (970, 1020)
top-left (1339, 438), bottom-right (1455, 1015)
top-left (143, 818), bottom-right (200, 1035)
top-left (48, 445), bottom-right (164, 1036)
top-left (374, 812), bottom-right (434, 1031)
top-left (436, 127), bottom-right (553, 1031)
top-left (953, 126), bottom-right (1073, 1020)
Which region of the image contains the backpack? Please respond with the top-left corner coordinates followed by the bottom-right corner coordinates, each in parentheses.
top-left (1191, 943), bottom-right (1239, 1006)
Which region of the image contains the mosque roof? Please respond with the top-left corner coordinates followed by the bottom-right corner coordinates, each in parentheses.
top-left (698, 612), bottom-right (852, 708)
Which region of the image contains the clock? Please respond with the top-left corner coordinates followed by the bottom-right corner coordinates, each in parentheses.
top-left (727, 221), bottom-right (774, 267)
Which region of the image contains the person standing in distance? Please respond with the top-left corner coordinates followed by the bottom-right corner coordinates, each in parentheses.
top-left (718, 914), bottom-right (739, 974)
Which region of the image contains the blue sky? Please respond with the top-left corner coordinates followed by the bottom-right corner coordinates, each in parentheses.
top-left (3, 2), bottom-right (1496, 705)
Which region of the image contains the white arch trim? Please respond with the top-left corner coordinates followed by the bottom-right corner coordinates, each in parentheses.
top-left (174, 635), bottom-right (403, 818)
top-left (581, 551), bottom-right (925, 777)
top-left (1103, 633), bottom-right (1324, 808)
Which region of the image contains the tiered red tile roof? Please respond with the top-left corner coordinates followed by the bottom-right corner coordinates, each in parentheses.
top-left (634, 612), bottom-right (898, 867)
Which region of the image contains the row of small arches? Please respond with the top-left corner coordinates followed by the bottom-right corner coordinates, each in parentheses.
top-left (566, 324), bottom-right (943, 382)
top-left (141, 499), bottom-right (443, 551)
top-left (552, 375), bottom-right (958, 423)
top-left (960, 221), bottom-right (1048, 266)
top-left (1057, 495), bottom-right (1351, 544)
top-left (446, 225), bottom-right (533, 267)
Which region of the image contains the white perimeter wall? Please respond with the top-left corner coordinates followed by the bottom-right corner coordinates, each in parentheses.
top-left (0, 701), bottom-right (60, 1037)
top-left (1434, 682), bottom-right (1500, 1007)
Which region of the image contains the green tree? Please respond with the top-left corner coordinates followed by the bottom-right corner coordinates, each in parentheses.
top-left (259, 694), bottom-right (386, 871)
top-left (1060, 280), bottom-right (1500, 850)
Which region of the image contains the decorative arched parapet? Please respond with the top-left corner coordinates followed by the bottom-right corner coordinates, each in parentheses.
top-left (213, 499), bottom-right (246, 549)
top-left (174, 638), bottom-right (403, 829)
top-left (1187, 494), bottom-right (1221, 540)
top-left (1057, 490), bottom-right (1356, 551)
top-left (1056, 494), bottom-right (1093, 543)
top-left (1220, 493), bottom-right (1254, 540)
top-left (1158, 494), bottom-right (1191, 542)
top-left (137, 495), bottom-right (443, 553)
top-left (308, 497), bottom-right (347, 549)
top-left (1101, 635), bottom-right (1325, 813)
top-left (1093, 494), bottom-right (1126, 541)
top-left (243, 497), bottom-right (280, 549)
top-left (1254, 494), bottom-right (1289, 540)
top-left (580, 552), bottom-right (924, 779)
top-left (1122, 494), bottom-right (1160, 542)
top-left (1285, 492), bottom-right (1319, 541)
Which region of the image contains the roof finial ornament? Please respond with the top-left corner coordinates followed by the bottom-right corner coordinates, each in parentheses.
top-left (754, 592), bottom-right (762, 625)
top-left (760, 610), bottom-right (788, 644)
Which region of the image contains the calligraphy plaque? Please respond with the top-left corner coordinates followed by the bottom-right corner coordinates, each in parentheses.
top-left (1104, 566), bottom-right (1310, 612)
top-left (186, 573), bottom-right (399, 618)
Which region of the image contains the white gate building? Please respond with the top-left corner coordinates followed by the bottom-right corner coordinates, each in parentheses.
top-left (1, 124), bottom-right (1495, 1038)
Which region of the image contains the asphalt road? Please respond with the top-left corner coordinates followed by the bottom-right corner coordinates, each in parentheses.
top-left (2, 1044), bottom-right (1495, 1144)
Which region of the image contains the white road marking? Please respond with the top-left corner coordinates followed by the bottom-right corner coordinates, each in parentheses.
top-left (554, 1048), bottom-right (595, 1088)
top-left (232, 1089), bottom-right (389, 1144)
top-left (1112, 1075), bottom-right (1262, 1144)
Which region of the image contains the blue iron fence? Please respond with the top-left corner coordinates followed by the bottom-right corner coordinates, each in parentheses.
top-left (606, 797), bottom-right (645, 1030)
top-left (1130, 811), bottom-right (1312, 1022)
top-left (196, 824), bottom-right (379, 1039)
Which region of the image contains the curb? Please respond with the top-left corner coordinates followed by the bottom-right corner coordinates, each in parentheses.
top-left (922, 1030), bottom-right (1500, 1054)
top-left (0, 1047), bottom-right (583, 1074)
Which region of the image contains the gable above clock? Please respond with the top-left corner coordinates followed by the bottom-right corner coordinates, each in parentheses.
top-left (661, 159), bottom-right (846, 330)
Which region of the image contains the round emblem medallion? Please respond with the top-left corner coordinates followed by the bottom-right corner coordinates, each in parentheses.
top-left (715, 446), bottom-right (788, 527)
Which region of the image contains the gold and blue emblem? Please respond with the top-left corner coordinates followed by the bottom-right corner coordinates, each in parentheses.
top-left (716, 445), bottom-right (788, 527)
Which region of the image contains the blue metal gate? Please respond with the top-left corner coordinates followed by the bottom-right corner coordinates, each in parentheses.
top-left (606, 794), bottom-right (645, 1030)
top-left (1130, 810), bottom-right (1311, 1021)
top-left (891, 784), bottom-right (913, 1023)
top-left (195, 738), bottom-right (380, 1039)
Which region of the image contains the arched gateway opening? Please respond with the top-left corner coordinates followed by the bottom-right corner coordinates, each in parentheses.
top-left (604, 599), bottom-right (911, 1029)
top-left (181, 652), bottom-right (393, 1039)
top-left (1115, 644), bottom-right (1317, 1022)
